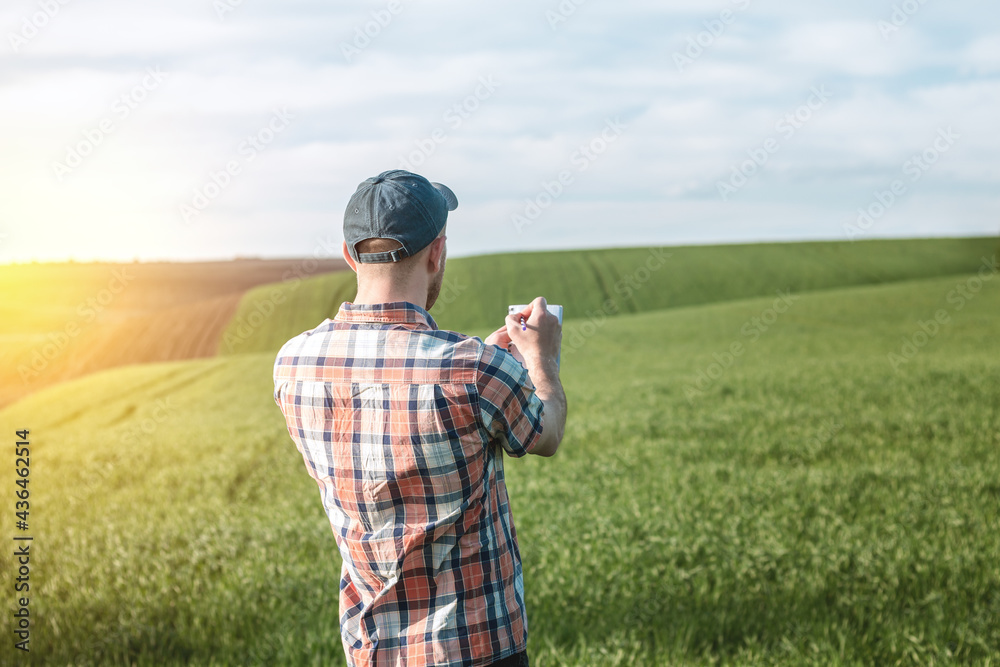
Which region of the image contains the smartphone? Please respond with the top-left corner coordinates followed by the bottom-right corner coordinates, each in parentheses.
top-left (508, 303), bottom-right (563, 369)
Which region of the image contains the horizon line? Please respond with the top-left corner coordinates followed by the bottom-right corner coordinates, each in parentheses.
top-left (2, 232), bottom-right (997, 267)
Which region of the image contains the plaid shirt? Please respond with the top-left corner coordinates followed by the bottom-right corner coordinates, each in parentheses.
top-left (272, 301), bottom-right (545, 666)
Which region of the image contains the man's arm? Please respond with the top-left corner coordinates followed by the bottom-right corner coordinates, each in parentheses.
top-left (524, 357), bottom-right (566, 456)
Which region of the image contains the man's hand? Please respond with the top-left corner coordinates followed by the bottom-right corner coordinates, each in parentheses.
top-left (505, 296), bottom-right (566, 457)
top-left (484, 325), bottom-right (510, 349)
top-left (505, 297), bottom-right (561, 374)
top-left (484, 325), bottom-right (526, 365)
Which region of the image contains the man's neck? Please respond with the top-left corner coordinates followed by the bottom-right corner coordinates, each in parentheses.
top-left (353, 282), bottom-right (428, 310)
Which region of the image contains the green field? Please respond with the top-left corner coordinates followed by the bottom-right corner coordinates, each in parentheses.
top-left (219, 237), bottom-right (999, 354)
top-left (1, 238), bottom-right (999, 666)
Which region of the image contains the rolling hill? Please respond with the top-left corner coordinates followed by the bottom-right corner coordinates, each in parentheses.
top-left (0, 258), bottom-right (348, 410)
top-left (219, 236), bottom-right (1000, 356)
top-left (1, 238), bottom-right (998, 665)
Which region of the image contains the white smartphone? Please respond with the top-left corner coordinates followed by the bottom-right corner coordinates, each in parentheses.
top-left (508, 303), bottom-right (563, 369)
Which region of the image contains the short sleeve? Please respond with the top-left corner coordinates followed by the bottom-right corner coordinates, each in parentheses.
top-left (273, 376), bottom-right (284, 409)
top-left (272, 339), bottom-right (294, 409)
top-left (476, 343), bottom-right (545, 457)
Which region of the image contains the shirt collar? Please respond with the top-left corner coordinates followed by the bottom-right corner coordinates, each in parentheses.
top-left (334, 301), bottom-right (439, 331)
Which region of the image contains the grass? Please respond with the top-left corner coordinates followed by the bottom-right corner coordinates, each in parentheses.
top-left (0, 258), bottom-right (347, 411)
top-left (1, 258), bottom-right (999, 665)
top-left (218, 236), bottom-right (1000, 355)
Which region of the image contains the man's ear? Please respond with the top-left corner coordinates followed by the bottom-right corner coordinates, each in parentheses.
top-left (342, 241), bottom-right (358, 273)
top-left (426, 235), bottom-right (446, 273)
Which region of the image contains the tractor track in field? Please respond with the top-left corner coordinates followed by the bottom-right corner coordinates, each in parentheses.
top-left (40, 360), bottom-right (231, 431)
top-left (1, 258), bottom-right (349, 411)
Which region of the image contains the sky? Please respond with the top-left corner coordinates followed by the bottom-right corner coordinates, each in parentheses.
top-left (1, 0), bottom-right (998, 264)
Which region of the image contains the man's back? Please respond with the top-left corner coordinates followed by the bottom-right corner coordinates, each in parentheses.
top-left (273, 300), bottom-right (545, 666)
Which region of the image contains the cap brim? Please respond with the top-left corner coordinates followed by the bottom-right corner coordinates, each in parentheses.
top-left (431, 182), bottom-right (459, 211)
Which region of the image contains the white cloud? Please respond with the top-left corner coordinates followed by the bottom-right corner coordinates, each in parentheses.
top-left (1, 1), bottom-right (998, 263)
top-left (777, 21), bottom-right (926, 77)
top-left (961, 35), bottom-right (1000, 74)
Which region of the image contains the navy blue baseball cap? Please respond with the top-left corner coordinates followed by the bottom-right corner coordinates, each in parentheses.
top-left (344, 170), bottom-right (459, 264)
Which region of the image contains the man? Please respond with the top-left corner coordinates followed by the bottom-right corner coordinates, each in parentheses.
top-left (272, 169), bottom-right (567, 667)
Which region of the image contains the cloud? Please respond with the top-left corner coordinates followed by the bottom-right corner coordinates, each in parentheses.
top-left (777, 20), bottom-right (927, 77)
top-left (1, 0), bottom-right (998, 263)
top-left (961, 35), bottom-right (1000, 74)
